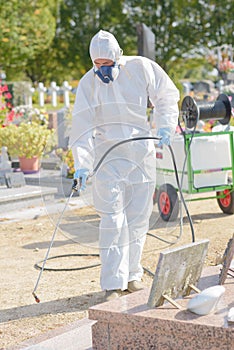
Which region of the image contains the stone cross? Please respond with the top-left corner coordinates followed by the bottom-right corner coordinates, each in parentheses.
top-left (62, 81), bottom-right (72, 108)
top-left (28, 86), bottom-right (35, 107)
top-left (38, 82), bottom-right (47, 107)
top-left (50, 81), bottom-right (59, 107)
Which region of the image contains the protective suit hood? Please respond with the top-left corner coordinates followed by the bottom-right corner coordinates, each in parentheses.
top-left (89, 30), bottom-right (123, 63)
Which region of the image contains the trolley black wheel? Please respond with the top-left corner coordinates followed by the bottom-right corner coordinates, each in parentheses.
top-left (157, 184), bottom-right (179, 222)
top-left (217, 188), bottom-right (234, 214)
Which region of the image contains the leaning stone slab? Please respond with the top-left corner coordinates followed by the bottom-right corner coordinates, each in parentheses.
top-left (147, 239), bottom-right (209, 307)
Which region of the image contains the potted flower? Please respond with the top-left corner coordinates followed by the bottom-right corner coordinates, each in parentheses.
top-left (0, 122), bottom-right (55, 173)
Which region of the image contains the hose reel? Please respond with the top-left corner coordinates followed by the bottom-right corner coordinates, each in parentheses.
top-left (181, 93), bottom-right (232, 129)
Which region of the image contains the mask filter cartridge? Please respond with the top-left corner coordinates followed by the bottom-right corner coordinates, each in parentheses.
top-left (95, 64), bottom-right (119, 84)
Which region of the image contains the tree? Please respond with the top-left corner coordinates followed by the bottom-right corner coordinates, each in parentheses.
top-left (54, 0), bottom-right (233, 80)
top-left (0, 0), bottom-right (57, 80)
top-left (1, 0), bottom-right (233, 83)
top-left (24, 0), bottom-right (135, 83)
top-left (52, 0), bottom-right (133, 79)
top-left (123, 0), bottom-right (234, 73)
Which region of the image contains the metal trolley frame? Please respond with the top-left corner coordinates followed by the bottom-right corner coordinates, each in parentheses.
top-left (154, 130), bottom-right (234, 221)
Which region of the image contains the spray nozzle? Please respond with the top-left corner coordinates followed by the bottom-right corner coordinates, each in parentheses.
top-left (33, 292), bottom-right (40, 303)
top-left (72, 178), bottom-right (82, 193)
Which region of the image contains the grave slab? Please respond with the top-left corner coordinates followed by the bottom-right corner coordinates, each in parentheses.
top-left (0, 185), bottom-right (57, 212)
top-left (7, 318), bottom-right (95, 350)
top-left (89, 265), bottom-right (234, 350)
top-left (24, 168), bottom-right (78, 197)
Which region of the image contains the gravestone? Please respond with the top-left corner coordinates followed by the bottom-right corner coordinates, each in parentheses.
top-left (5, 172), bottom-right (25, 188)
top-left (38, 82), bottom-right (47, 107)
top-left (147, 239), bottom-right (209, 308)
top-left (0, 146), bottom-right (12, 185)
top-left (57, 108), bottom-right (70, 149)
top-left (0, 146), bottom-right (11, 173)
top-left (50, 81), bottom-right (59, 107)
top-left (62, 81), bottom-right (72, 108)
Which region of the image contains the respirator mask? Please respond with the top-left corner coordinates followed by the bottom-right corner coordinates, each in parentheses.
top-left (94, 63), bottom-right (120, 84)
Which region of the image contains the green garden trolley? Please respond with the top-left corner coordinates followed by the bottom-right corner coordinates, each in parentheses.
top-left (154, 94), bottom-right (234, 221)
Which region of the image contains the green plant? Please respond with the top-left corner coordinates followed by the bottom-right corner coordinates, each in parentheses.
top-left (56, 148), bottom-right (75, 178)
top-left (0, 122), bottom-right (55, 159)
top-left (0, 124), bottom-right (18, 156)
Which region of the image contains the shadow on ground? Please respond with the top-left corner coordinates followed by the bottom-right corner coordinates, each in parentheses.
top-left (0, 291), bottom-right (105, 323)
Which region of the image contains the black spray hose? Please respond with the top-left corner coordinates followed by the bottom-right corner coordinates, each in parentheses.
top-left (89, 136), bottom-right (195, 243)
top-left (32, 136), bottom-right (195, 303)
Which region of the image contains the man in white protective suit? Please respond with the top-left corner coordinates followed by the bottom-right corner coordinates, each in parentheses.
top-left (69, 30), bottom-right (179, 300)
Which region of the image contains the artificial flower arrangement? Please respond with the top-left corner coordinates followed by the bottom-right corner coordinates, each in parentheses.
top-left (0, 83), bottom-right (14, 126)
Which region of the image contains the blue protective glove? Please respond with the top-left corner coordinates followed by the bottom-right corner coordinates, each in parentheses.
top-left (157, 127), bottom-right (171, 147)
top-left (73, 168), bottom-right (89, 191)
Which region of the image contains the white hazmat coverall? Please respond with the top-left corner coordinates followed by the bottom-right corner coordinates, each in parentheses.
top-left (69, 30), bottom-right (179, 291)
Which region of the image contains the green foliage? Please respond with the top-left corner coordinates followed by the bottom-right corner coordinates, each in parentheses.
top-left (0, 103), bottom-right (56, 159)
top-left (0, 0), bottom-right (57, 80)
top-left (56, 148), bottom-right (75, 178)
top-left (0, 0), bottom-right (233, 82)
top-left (124, 0), bottom-right (234, 71)
top-left (0, 124), bottom-right (18, 156)
top-left (0, 122), bottom-right (55, 158)
top-left (50, 0), bottom-right (133, 80)
top-left (169, 57), bottom-right (214, 81)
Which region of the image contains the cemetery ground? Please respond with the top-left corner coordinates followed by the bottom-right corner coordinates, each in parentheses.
top-left (0, 196), bottom-right (234, 349)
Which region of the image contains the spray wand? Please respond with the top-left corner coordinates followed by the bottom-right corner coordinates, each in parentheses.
top-left (32, 136), bottom-right (194, 303)
top-left (32, 179), bottom-right (82, 303)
